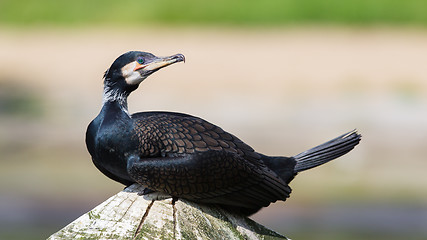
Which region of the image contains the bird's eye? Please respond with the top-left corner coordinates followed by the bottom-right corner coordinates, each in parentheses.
top-left (137, 57), bottom-right (145, 65)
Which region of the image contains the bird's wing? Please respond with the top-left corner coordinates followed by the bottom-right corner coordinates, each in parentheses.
top-left (131, 111), bottom-right (262, 162)
top-left (127, 150), bottom-right (290, 210)
top-left (128, 112), bottom-right (291, 209)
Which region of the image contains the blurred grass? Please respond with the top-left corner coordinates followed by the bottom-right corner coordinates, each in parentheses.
top-left (1, 0), bottom-right (427, 27)
top-left (0, 81), bottom-right (44, 118)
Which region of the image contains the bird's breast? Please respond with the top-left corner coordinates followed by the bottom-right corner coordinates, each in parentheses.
top-left (91, 120), bottom-right (139, 179)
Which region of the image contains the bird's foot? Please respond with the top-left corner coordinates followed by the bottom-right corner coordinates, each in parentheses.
top-left (140, 189), bottom-right (172, 201)
top-left (123, 183), bottom-right (135, 191)
top-left (138, 188), bottom-right (155, 196)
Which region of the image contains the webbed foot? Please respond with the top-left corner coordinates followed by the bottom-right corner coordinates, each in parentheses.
top-left (141, 189), bottom-right (172, 201)
top-left (138, 188), bottom-right (155, 196)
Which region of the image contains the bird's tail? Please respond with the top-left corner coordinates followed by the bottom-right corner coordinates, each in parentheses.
top-left (293, 130), bottom-right (361, 173)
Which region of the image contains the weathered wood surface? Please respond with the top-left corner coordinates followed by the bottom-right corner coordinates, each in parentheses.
top-left (48, 184), bottom-right (288, 240)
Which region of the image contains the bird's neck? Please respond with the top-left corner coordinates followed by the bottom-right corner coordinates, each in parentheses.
top-left (102, 86), bottom-right (130, 115)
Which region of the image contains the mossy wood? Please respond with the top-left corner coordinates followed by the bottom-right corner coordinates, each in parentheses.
top-left (48, 184), bottom-right (288, 239)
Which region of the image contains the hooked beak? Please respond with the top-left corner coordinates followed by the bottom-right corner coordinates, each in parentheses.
top-left (134, 53), bottom-right (185, 72)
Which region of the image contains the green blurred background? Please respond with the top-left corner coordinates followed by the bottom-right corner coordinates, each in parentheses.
top-left (1, 1), bottom-right (426, 239)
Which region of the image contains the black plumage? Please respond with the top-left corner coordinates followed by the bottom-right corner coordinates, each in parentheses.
top-left (86, 51), bottom-right (361, 215)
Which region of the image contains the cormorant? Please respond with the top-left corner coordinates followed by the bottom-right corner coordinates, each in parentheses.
top-left (86, 51), bottom-right (361, 215)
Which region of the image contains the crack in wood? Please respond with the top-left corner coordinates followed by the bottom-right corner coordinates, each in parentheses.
top-left (117, 195), bottom-right (134, 222)
top-left (133, 200), bottom-right (155, 238)
top-left (172, 198), bottom-right (178, 239)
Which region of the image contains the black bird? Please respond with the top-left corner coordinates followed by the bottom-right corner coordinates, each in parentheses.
top-left (86, 51), bottom-right (361, 215)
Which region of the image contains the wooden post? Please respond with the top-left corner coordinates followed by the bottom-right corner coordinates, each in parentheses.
top-left (48, 184), bottom-right (288, 239)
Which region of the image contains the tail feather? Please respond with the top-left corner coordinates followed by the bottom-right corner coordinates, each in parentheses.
top-left (293, 130), bottom-right (361, 173)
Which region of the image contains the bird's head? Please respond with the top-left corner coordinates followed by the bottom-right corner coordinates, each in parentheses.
top-left (103, 51), bottom-right (185, 103)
